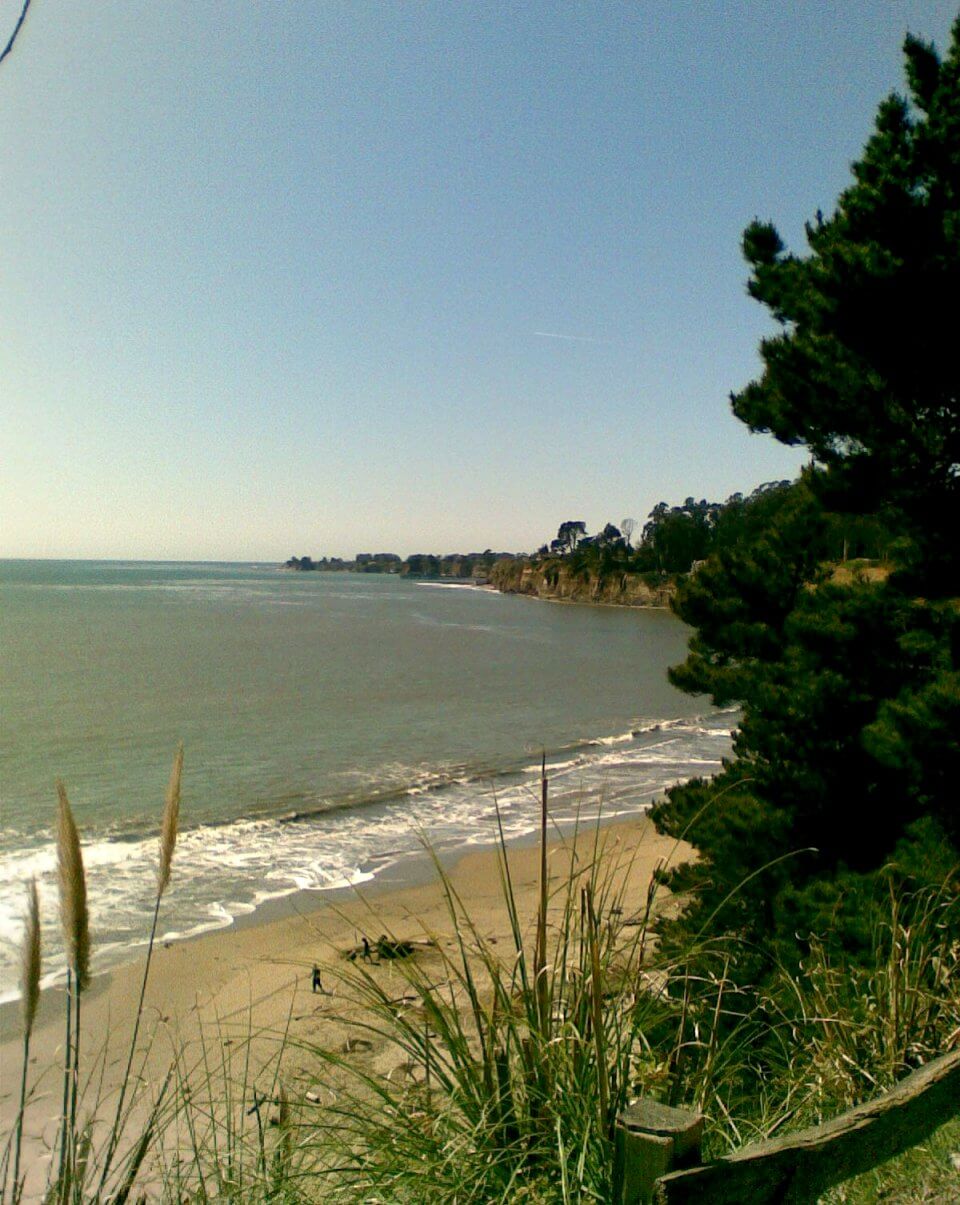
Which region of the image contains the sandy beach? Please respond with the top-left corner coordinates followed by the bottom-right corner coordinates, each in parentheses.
top-left (0, 813), bottom-right (690, 1197)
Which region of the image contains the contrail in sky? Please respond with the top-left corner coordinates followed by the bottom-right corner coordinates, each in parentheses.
top-left (533, 330), bottom-right (617, 345)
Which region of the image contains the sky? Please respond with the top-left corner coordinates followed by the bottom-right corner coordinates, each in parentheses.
top-left (2, 1), bottom-right (957, 561)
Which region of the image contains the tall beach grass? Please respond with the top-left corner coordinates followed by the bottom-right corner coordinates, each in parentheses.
top-left (2, 758), bottom-right (957, 1203)
top-left (1, 749), bottom-right (184, 1205)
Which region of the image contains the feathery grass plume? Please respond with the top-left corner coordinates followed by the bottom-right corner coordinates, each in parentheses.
top-left (9, 877), bottom-right (42, 1200)
top-left (97, 744), bottom-right (184, 1196)
top-left (158, 743), bottom-right (183, 896)
top-left (56, 780), bottom-right (90, 990)
top-left (20, 876), bottom-right (41, 1038)
top-left (54, 779), bottom-right (89, 1194)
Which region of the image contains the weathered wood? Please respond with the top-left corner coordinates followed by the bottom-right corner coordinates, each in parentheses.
top-left (614, 1100), bottom-right (703, 1204)
top-left (622, 1099), bottom-right (705, 1162)
top-left (615, 1130), bottom-right (673, 1205)
top-left (654, 1047), bottom-right (960, 1204)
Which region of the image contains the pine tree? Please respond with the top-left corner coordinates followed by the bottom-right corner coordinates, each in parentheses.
top-left (652, 23), bottom-right (960, 978)
top-left (732, 21), bottom-right (960, 593)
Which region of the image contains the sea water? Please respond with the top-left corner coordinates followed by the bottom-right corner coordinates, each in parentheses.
top-left (0, 560), bottom-right (733, 999)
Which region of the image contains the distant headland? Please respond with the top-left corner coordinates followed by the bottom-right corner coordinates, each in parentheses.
top-left (281, 550), bottom-right (510, 582)
top-left (280, 483), bottom-right (814, 607)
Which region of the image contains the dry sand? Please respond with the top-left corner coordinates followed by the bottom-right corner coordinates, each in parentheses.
top-left (0, 814), bottom-right (691, 1198)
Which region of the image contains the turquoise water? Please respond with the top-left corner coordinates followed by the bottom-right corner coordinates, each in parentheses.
top-left (0, 560), bottom-right (732, 997)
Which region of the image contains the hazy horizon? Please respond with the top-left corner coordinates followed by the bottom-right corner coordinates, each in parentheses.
top-left (4, 2), bottom-right (956, 561)
top-left (0, 478), bottom-right (795, 564)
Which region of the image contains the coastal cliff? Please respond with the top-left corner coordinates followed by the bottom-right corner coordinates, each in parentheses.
top-left (489, 558), bottom-right (675, 607)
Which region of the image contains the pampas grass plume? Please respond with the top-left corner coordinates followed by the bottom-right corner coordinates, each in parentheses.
top-left (158, 744), bottom-right (183, 896)
top-left (20, 877), bottom-right (41, 1038)
top-left (56, 781), bottom-right (90, 990)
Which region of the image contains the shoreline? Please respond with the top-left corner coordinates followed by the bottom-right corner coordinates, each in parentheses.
top-left (0, 802), bottom-right (671, 1032)
top-left (495, 587), bottom-right (670, 610)
top-left (1, 701), bottom-right (734, 1010)
top-left (413, 578), bottom-right (671, 610)
top-left (0, 811), bottom-right (691, 1195)
top-left (0, 794), bottom-right (665, 1015)
top-left (1, 563), bottom-right (710, 1014)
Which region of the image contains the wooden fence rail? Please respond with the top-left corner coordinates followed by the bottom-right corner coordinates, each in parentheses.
top-left (614, 1047), bottom-right (960, 1204)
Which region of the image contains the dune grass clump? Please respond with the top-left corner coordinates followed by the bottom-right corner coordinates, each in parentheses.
top-left (155, 1006), bottom-right (302, 1202)
top-left (772, 878), bottom-right (960, 1121)
top-left (297, 776), bottom-right (685, 1203)
top-left (282, 778), bottom-right (960, 1203)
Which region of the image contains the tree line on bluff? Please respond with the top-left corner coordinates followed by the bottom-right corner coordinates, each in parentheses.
top-left (533, 485), bottom-right (891, 581)
top-left (282, 550), bottom-right (512, 577)
top-left (284, 484), bottom-right (893, 585)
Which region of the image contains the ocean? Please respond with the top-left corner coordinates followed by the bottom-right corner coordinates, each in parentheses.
top-left (0, 560), bottom-right (733, 1000)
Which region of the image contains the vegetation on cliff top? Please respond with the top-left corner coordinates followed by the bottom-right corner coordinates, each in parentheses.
top-left (283, 549), bottom-right (512, 578)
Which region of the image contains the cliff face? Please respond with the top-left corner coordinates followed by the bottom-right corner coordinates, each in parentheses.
top-left (490, 558), bottom-right (675, 607)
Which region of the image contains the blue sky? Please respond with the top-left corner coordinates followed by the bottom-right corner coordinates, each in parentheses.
top-left (2, 1), bottom-right (956, 560)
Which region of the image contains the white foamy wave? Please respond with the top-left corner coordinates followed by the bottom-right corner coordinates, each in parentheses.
top-left (0, 710), bottom-right (736, 999)
top-left (592, 730), bottom-right (637, 747)
top-left (415, 581), bottom-right (495, 592)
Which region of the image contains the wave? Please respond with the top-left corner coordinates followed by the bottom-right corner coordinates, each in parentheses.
top-left (0, 709), bottom-right (737, 1001)
top-left (414, 581), bottom-right (495, 592)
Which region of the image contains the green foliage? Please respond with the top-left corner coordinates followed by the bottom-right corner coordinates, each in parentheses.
top-left (639, 498), bottom-right (719, 574)
top-left (553, 519), bottom-right (587, 555)
top-left (665, 477), bottom-right (829, 705)
top-left (653, 22), bottom-right (960, 982)
top-left (299, 811), bottom-right (679, 1203)
top-left (535, 480), bottom-right (815, 584)
top-left (731, 18), bottom-right (960, 594)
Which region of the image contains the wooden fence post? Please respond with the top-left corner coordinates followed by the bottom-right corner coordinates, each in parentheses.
top-left (613, 1099), bottom-right (704, 1204)
top-left (653, 1048), bottom-right (960, 1204)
